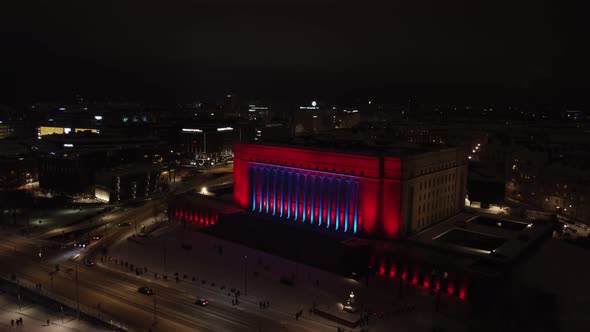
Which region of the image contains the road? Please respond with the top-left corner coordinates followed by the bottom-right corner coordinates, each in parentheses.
top-left (0, 169), bottom-right (320, 331)
top-left (0, 229), bottom-right (319, 332)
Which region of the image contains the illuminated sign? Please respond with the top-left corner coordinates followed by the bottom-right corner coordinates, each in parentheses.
top-left (75, 128), bottom-right (98, 133)
top-left (63, 143), bottom-right (74, 147)
top-left (40, 126), bottom-right (64, 136)
top-left (182, 128), bottom-right (203, 133)
top-left (39, 126), bottom-right (98, 136)
top-left (217, 127), bottom-right (233, 132)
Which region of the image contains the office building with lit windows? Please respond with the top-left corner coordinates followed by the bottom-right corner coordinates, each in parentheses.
top-left (233, 143), bottom-right (468, 239)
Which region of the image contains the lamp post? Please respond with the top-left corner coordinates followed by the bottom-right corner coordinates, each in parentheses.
top-left (17, 282), bottom-right (21, 313)
top-left (153, 293), bottom-right (157, 324)
top-left (244, 255), bottom-right (248, 296)
top-left (163, 239), bottom-right (167, 273)
top-left (76, 263), bottom-right (80, 319)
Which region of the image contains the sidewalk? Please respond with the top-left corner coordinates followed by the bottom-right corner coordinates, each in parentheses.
top-left (0, 292), bottom-right (109, 332)
top-left (104, 223), bottom-right (472, 332)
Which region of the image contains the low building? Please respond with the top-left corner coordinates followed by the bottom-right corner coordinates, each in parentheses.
top-left (36, 133), bottom-right (166, 195)
top-left (94, 163), bottom-right (163, 203)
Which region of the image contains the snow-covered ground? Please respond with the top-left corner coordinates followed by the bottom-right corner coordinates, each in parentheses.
top-left (0, 292), bottom-right (109, 332)
top-left (105, 223), bottom-right (471, 332)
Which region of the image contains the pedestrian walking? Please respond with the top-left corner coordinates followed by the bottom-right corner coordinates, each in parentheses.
top-left (47, 319), bottom-right (50, 326)
top-left (11, 319), bottom-right (14, 326)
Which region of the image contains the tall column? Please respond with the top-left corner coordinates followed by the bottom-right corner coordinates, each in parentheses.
top-left (326, 178), bottom-right (332, 229)
top-left (272, 170), bottom-right (280, 216)
top-left (258, 167), bottom-right (264, 213)
top-left (265, 168), bottom-right (270, 214)
top-left (250, 167), bottom-right (257, 211)
top-left (287, 171), bottom-right (293, 220)
top-left (353, 181), bottom-right (359, 234)
top-left (318, 177), bottom-right (323, 226)
top-left (335, 179), bottom-right (341, 231)
top-left (310, 175), bottom-right (316, 224)
top-left (344, 180), bottom-right (350, 232)
top-left (280, 170), bottom-right (285, 218)
top-left (294, 173), bottom-right (300, 221)
top-left (302, 174), bottom-right (307, 222)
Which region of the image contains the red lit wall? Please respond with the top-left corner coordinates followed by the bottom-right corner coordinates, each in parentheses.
top-left (360, 179), bottom-right (380, 234)
top-left (233, 143), bottom-right (402, 239)
top-left (233, 157), bottom-right (250, 208)
top-left (170, 202), bottom-right (219, 227)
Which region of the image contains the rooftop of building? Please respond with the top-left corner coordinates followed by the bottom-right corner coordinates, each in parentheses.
top-left (252, 133), bottom-right (460, 158)
top-left (97, 163), bottom-right (161, 178)
top-left (409, 212), bottom-right (554, 272)
top-left (0, 140), bottom-right (29, 157)
top-left (36, 132), bottom-right (164, 154)
top-left (171, 193), bottom-right (243, 215)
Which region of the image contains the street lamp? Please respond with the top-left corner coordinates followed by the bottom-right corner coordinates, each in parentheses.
top-left (76, 262), bottom-right (80, 319)
top-left (153, 293), bottom-right (157, 324)
top-left (244, 255), bottom-right (248, 296)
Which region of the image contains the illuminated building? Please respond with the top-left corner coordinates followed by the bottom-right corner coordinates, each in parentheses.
top-left (0, 121), bottom-right (11, 139)
top-left (293, 101), bottom-right (336, 135)
top-left (234, 143), bottom-right (467, 239)
top-left (94, 163), bottom-right (163, 203)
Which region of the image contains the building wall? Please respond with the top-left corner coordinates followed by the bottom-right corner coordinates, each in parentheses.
top-left (234, 144), bottom-right (466, 239)
top-left (39, 157), bottom-right (94, 194)
top-left (400, 150), bottom-right (467, 236)
top-left (233, 144), bottom-right (393, 237)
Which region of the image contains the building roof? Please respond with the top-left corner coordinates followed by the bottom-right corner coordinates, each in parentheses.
top-left (410, 212), bottom-right (554, 272)
top-left (250, 139), bottom-right (456, 158)
top-left (171, 193), bottom-right (243, 215)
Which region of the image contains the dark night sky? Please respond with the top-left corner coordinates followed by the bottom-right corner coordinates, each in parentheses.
top-left (0, 0), bottom-right (564, 104)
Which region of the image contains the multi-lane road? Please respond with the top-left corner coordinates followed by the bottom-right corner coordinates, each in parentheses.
top-left (0, 169), bottom-right (334, 332)
top-left (0, 238), bottom-right (299, 331)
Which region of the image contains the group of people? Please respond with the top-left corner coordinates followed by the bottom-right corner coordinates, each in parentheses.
top-left (10, 317), bottom-right (23, 327)
top-left (259, 300), bottom-right (270, 309)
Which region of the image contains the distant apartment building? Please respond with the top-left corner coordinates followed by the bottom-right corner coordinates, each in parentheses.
top-left (94, 163), bottom-right (162, 203)
top-left (36, 133), bottom-right (166, 195)
top-left (293, 101), bottom-right (336, 135)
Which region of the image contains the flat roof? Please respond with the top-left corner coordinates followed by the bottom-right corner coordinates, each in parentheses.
top-left (249, 140), bottom-right (455, 158)
top-left (410, 212), bottom-right (553, 265)
top-left (171, 194), bottom-right (243, 215)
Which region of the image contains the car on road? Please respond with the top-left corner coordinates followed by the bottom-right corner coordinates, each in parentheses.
top-left (84, 259), bottom-right (95, 267)
top-left (74, 240), bottom-right (90, 248)
top-left (138, 287), bottom-right (153, 295)
top-left (118, 222), bottom-right (131, 227)
top-left (195, 298), bottom-right (209, 306)
top-left (92, 234), bottom-right (103, 241)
